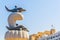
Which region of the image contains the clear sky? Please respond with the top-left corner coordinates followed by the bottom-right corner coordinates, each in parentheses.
top-left (0, 0), bottom-right (60, 40)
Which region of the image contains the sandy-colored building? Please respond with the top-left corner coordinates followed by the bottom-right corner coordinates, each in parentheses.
top-left (29, 29), bottom-right (56, 40)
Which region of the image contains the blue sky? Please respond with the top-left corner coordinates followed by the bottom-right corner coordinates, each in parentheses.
top-left (0, 0), bottom-right (60, 40)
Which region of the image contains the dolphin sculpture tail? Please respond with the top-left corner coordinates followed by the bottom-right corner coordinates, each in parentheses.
top-left (5, 6), bottom-right (17, 12)
top-left (5, 6), bottom-right (11, 11)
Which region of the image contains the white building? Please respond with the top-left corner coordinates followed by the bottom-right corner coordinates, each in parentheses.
top-left (39, 31), bottom-right (60, 40)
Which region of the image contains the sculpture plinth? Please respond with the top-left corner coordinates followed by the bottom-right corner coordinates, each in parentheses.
top-left (5, 6), bottom-right (29, 40)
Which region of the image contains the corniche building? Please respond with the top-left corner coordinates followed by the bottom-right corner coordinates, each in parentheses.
top-left (39, 31), bottom-right (60, 40)
top-left (29, 28), bottom-right (57, 40)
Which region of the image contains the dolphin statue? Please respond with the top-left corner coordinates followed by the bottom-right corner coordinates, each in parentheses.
top-left (5, 6), bottom-right (26, 12)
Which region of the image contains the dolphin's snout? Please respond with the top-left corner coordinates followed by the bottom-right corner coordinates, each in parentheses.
top-left (19, 8), bottom-right (26, 12)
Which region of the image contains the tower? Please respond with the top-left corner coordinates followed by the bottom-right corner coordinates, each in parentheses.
top-left (5, 6), bottom-right (29, 40)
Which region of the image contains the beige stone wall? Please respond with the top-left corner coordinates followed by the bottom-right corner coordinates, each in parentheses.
top-left (30, 29), bottom-right (56, 40)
